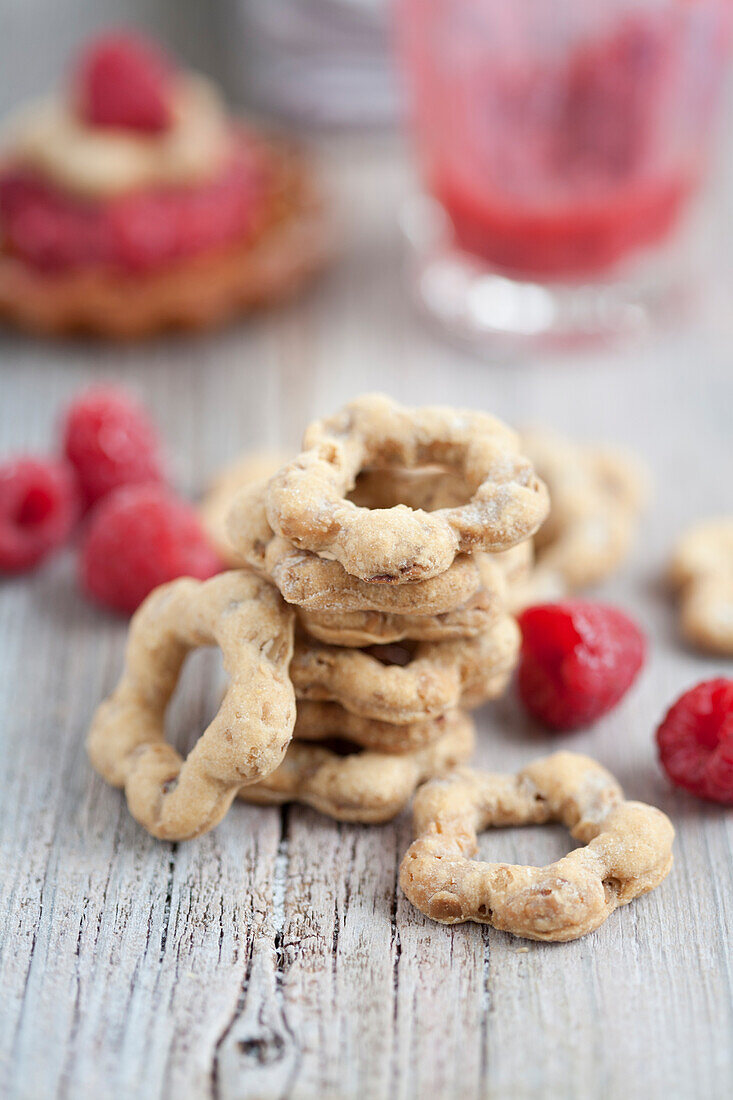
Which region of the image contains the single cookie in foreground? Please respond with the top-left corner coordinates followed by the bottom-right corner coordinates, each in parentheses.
top-left (399, 751), bottom-right (673, 941)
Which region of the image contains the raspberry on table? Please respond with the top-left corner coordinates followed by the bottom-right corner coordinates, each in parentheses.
top-left (656, 678), bottom-right (733, 805)
top-left (74, 31), bottom-right (174, 133)
top-left (0, 457), bottom-right (80, 574)
top-left (62, 385), bottom-right (164, 509)
top-left (79, 483), bottom-right (224, 614)
top-left (517, 600), bottom-right (646, 730)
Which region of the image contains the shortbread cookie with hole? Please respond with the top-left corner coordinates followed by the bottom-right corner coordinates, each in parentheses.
top-left (265, 394), bottom-right (549, 584)
top-left (201, 450), bottom-right (287, 566)
top-left (400, 751), bottom-right (673, 941)
top-left (294, 701), bottom-right (462, 754)
top-left (291, 614), bottom-right (520, 725)
top-left (669, 518), bottom-right (733, 655)
top-left (510, 429), bottom-right (649, 607)
top-left (87, 570), bottom-right (296, 840)
top-left (297, 553), bottom-right (506, 646)
top-left (239, 709), bottom-right (474, 822)
top-left (227, 480), bottom-right (487, 615)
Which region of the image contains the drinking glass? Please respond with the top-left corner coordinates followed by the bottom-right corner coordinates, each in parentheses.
top-left (394, 0), bottom-right (730, 349)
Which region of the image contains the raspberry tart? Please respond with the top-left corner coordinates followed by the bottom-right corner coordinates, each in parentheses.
top-left (0, 31), bottom-right (331, 337)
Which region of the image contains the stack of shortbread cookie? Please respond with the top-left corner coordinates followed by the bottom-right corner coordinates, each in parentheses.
top-left (211, 394), bottom-right (549, 822)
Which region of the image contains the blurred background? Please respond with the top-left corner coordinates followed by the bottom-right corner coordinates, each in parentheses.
top-left (3, 0), bottom-right (731, 350)
top-left (1, 0), bottom-right (731, 463)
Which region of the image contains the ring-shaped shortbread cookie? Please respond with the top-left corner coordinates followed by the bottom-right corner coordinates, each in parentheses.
top-left (239, 709), bottom-right (474, 822)
top-left (298, 554), bottom-right (506, 647)
top-left (399, 752), bottom-right (674, 941)
top-left (519, 429), bottom-right (649, 597)
top-left (265, 394), bottom-right (549, 583)
top-left (87, 571), bottom-right (296, 840)
top-left (200, 450), bottom-right (289, 566)
top-left (294, 701), bottom-right (462, 754)
top-left (668, 517), bottom-right (733, 655)
top-left (226, 480), bottom-right (487, 615)
top-left (291, 614), bottom-right (520, 724)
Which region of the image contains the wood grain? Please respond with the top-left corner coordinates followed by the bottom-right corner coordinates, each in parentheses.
top-left (1, 139), bottom-right (732, 1100)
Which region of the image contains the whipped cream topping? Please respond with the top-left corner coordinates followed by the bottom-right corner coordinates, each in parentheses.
top-left (5, 75), bottom-right (231, 197)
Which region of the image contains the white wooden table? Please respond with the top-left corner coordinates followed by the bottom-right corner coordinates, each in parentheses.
top-left (1, 140), bottom-right (732, 1100)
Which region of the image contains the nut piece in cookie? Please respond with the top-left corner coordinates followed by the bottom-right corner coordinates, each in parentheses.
top-left (399, 751), bottom-right (673, 941)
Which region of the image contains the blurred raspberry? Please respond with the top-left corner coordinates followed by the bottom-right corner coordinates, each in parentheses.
top-left (0, 171), bottom-right (106, 273)
top-left (79, 483), bottom-right (224, 614)
top-left (0, 143), bottom-right (263, 274)
top-left (657, 678), bottom-right (733, 805)
top-left (105, 149), bottom-right (262, 271)
top-left (74, 31), bottom-right (174, 132)
top-left (62, 385), bottom-right (164, 509)
top-left (517, 600), bottom-right (646, 730)
top-left (0, 457), bottom-right (80, 573)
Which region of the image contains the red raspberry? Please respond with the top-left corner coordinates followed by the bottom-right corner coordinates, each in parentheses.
top-left (0, 142), bottom-right (263, 274)
top-left (0, 171), bottom-right (106, 273)
top-left (79, 484), bottom-right (224, 614)
top-left (517, 600), bottom-right (646, 730)
top-left (62, 386), bottom-right (164, 509)
top-left (0, 457), bottom-right (79, 573)
top-left (656, 679), bottom-right (733, 805)
top-left (74, 31), bottom-right (174, 133)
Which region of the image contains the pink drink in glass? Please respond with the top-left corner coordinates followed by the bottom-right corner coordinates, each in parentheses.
top-left (396, 0), bottom-right (730, 282)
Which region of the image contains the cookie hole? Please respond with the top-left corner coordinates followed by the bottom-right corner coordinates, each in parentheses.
top-left (317, 737), bottom-right (363, 758)
top-left (166, 645), bottom-right (226, 757)
top-left (348, 466), bottom-right (470, 512)
top-left (363, 641), bottom-right (417, 667)
top-left (477, 824), bottom-right (578, 867)
top-left (603, 876), bottom-right (622, 899)
top-left (161, 777), bottom-right (178, 795)
top-left (477, 904), bottom-right (493, 919)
